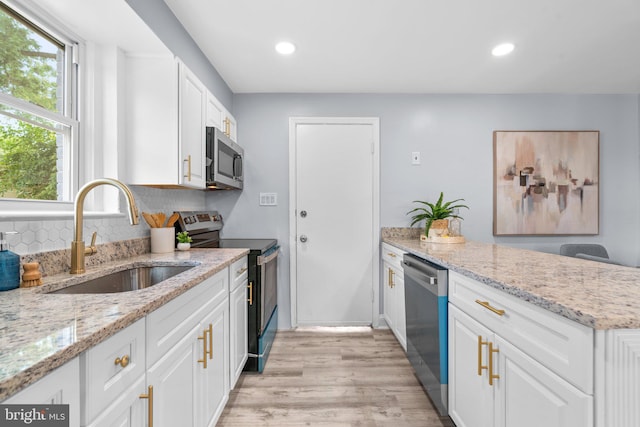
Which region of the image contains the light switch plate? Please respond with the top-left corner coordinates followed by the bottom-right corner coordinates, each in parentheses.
top-left (260, 193), bottom-right (278, 206)
top-left (412, 152), bottom-right (421, 165)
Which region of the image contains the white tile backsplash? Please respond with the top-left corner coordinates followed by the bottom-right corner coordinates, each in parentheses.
top-left (0, 186), bottom-right (206, 255)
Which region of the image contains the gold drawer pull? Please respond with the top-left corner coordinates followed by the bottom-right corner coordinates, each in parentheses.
top-left (387, 252), bottom-right (397, 258)
top-left (198, 330), bottom-right (208, 368)
top-left (248, 281), bottom-right (254, 305)
top-left (236, 266), bottom-right (248, 275)
top-left (475, 300), bottom-right (505, 316)
top-left (139, 385), bottom-right (153, 427)
top-left (207, 323), bottom-right (213, 360)
top-left (488, 342), bottom-right (500, 385)
top-left (477, 336), bottom-right (488, 376)
top-left (114, 355), bottom-right (130, 368)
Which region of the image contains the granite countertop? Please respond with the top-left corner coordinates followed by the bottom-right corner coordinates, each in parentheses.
top-left (383, 235), bottom-right (640, 331)
top-left (0, 248), bottom-right (248, 401)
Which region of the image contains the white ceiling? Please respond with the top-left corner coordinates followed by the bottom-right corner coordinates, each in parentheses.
top-left (164, 0), bottom-right (640, 94)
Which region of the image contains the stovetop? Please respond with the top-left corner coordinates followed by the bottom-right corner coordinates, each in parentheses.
top-left (174, 211), bottom-right (277, 253)
top-left (219, 238), bottom-right (277, 253)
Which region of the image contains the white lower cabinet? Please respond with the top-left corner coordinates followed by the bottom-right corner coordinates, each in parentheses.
top-left (381, 243), bottom-right (406, 350)
top-left (146, 268), bottom-right (229, 427)
top-left (197, 301), bottom-right (229, 427)
top-left (229, 255), bottom-right (248, 389)
top-left (448, 271), bottom-right (593, 427)
top-left (4, 357), bottom-right (81, 427)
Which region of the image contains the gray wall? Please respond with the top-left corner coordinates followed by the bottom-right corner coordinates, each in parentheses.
top-left (126, 0), bottom-right (233, 109)
top-left (206, 93), bottom-right (640, 329)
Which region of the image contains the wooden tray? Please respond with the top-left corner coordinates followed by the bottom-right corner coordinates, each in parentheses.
top-left (420, 235), bottom-right (466, 244)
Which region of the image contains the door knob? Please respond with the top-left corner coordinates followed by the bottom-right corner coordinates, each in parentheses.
top-left (300, 235), bottom-right (308, 243)
top-left (300, 210), bottom-right (307, 218)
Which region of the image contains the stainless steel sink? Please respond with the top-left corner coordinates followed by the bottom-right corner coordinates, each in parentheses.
top-left (48, 265), bottom-right (193, 294)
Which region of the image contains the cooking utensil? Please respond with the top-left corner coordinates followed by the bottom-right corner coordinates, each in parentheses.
top-left (142, 212), bottom-right (158, 228)
top-left (165, 212), bottom-right (180, 227)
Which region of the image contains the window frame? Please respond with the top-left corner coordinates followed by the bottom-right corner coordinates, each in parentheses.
top-left (0, 0), bottom-right (80, 216)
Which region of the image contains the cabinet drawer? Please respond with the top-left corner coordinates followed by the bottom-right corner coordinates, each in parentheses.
top-left (147, 269), bottom-right (228, 367)
top-left (82, 319), bottom-right (145, 424)
top-left (449, 271), bottom-right (593, 394)
top-left (382, 243), bottom-right (405, 270)
top-left (229, 256), bottom-right (248, 292)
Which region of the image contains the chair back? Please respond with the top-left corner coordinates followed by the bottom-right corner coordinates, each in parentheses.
top-left (559, 244), bottom-right (609, 259)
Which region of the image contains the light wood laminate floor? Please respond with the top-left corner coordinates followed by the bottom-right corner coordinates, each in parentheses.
top-left (218, 327), bottom-right (456, 427)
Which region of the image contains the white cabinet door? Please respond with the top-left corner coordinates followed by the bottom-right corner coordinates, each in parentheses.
top-left (394, 272), bottom-right (407, 350)
top-left (4, 357), bottom-right (80, 427)
top-left (230, 279), bottom-right (248, 389)
top-left (86, 377), bottom-right (146, 427)
top-left (448, 304), bottom-right (495, 427)
top-left (196, 301), bottom-right (229, 427)
top-left (146, 325), bottom-right (200, 427)
top-left (124, 55), bottom-right (179, 186)
top-left (206, 92), bottom-right (224, 129)
top-left (178, 61), bottom-right (206, 188)
top-left (382, 261), bottom-right (396, 333)
top-left (496, 336), bottom-right (593, 427)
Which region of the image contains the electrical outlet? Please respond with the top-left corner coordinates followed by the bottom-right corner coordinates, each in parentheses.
top-left (412, 152), bottom-right (421, 165)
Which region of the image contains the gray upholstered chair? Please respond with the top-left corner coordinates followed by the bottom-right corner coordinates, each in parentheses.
top-left (559, 243), bottom-right (609, 258)
top-left (559, 244), bottom-right (620, 265)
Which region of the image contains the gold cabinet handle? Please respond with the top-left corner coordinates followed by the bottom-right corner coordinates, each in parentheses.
top-left (224, 117), bottom-right (231, 136)
top-left (236, 266), bottom-right (248, 275)
top-left (198, 329), bottom-right (208, 369)
top-left (184, 155), bottom-right (192, 181)
top-left (139, 385), bottom-right (153, 427)
top-left (488, 342), bottom-right (500, 386)
top-left (387, 252), bottom-right (397, 258)
top-left (207, 323), bottom-right (213, 360)
top-left (248, 281), bottom-right (253, 305)
top-left (114, 355), bottom-right (130, 368)
top-left (388, 268), bottom-right (395, 288)
top-left (475, 300), bottom-right (505, 316)
top-left (477, 336), bottom-right (488, 376)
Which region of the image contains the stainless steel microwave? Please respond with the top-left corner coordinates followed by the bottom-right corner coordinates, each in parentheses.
top-left (206, 127), bottom-right (243, 190)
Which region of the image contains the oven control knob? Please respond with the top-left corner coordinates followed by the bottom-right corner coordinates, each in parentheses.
top-left (300, 235), bottom-right (308, 243)
top-left (300, 210), bottom-right (307, 218)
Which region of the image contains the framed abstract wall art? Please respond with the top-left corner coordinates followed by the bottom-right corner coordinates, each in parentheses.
top-left (493, 130), bottom-right (599, 236)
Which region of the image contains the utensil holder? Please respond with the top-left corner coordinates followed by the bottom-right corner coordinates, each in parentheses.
top-left (150, 227), bottom-right (175, 253)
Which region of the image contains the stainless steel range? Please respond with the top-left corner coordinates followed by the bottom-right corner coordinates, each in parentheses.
top-left (174, 211), bottom-right (279, 373)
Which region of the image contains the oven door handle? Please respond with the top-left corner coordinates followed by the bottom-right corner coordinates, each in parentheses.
top-left (257, 247), bottom-right (280, 265)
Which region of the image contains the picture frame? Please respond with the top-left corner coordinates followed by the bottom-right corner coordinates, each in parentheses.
top-left (493, 130), bottom-right (599, 236)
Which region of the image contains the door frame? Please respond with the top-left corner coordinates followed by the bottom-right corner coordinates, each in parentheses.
top-left (288, 117), bottom-right (380, 328)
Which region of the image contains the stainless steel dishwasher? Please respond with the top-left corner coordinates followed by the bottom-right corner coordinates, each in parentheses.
top-left (403, 253), bottom-right (449, 416)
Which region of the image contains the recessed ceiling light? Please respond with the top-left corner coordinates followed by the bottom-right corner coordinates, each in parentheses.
top-left (492, 43), bottom-right (515, 57)
top-left (275, 41), bottom-right (296, 55)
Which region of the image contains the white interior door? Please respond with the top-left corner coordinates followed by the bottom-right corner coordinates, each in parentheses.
top-left (290, 117), bottom-right (379, 326)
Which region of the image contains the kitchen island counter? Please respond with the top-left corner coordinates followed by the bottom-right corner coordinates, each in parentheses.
top-left (0, 248), bottom-right (248, 401)
top-left (383, 235), bottom-right (640, 330)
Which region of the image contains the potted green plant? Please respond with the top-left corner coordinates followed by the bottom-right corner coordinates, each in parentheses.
top-left (407, 192), bottom-right (468, 238)
top-left (176, 231), bottom-right (193, 251)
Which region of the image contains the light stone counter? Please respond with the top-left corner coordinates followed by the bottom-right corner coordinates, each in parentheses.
top-left (0, 248), bottom-right (248, 401)
top-left (383, 234), bottom-right (640, 330)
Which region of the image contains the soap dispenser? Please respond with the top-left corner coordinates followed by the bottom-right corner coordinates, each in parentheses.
top-left (0, 231), bottom-right (20, 291)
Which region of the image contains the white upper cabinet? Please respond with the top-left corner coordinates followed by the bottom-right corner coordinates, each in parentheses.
top-left (206, 92), bottom-right (224, 130)
top-left (206, 93), bottom-right (237, 142)
top-left (178, 61), bottom-right (207, 188)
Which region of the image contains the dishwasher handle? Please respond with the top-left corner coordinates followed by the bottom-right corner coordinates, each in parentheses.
top-left (403, 261), bottom-right (439, 296)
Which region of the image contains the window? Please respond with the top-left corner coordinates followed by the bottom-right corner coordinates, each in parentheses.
top-left (0, 1), bottom-right (78, 203)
